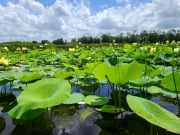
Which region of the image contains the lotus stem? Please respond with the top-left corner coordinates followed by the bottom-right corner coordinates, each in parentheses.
top-left (118, 85), bottom-right (121, 111)
top-left (105, 75), bottom-right (117, 111)
top-left (172, 48), bottom-right (180, 115)
top-left (31, 121), bottom-right (35, 134)
top-left (150, 124), bottom-right (153, 135)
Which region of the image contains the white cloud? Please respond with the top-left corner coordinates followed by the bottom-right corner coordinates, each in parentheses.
top-left (0, 0), bottom-right (180, 42)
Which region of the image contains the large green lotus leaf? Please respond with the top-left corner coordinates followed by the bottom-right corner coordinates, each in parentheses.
top-left (17, 78), bottom-right (71, 109)
top-left (0, 78), bottom-right (10, 85)
top-left (161, 72), bottom-right (180, 91)
top-left (8, 103), bottom-right (45, 120)
top-left (93, 61), bottom-right (144, 85)
top-left (29, 66), bottom-right (43, 72)
top-left (146, 69), bottom-right (164, 78)
top-left (84, 62), bottom-right (101, 75)
top-left (147, 86), bottom-right (161, 94)
top-left (18, 72), bottom-right (43, 83)
top-left (130, 78), bottom-right (148, 86)
top-left (75, 70), bottom-right (86, 76)
top-left (101, 105), bottom-right (121, 114)
top-left (63, 63), bottom-right (79, 71)
top-left (1, 71), bottom-right (23, 80)
top-left (63, 93), bottom-right (85, 104)
top-left (56, 53), bottom-right (68, 62)
top-left (130, 77), bottom-right (161, 86)
top-left (104, 57), bottom-right (122, 66)
top-left (159, 89), bottom-right (180, 98)
top-left (84, 95), bottom-right (109, 106)
top-left (54, 70), bottom-right (74, 79)
top-left (127, 95), bottom-right (180, 134)
top-left (162, 67), bottom-right (172, 76)
top-left (0, 116), bottom-right (6, 134)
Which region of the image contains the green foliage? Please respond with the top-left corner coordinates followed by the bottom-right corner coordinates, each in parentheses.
top-left (84, 95), bottom-right (109, 106)
top-left (101, 105), bottom-right (121, 114)
top-left (93, 61), bottom-right (144, 85)
top-left (161, 72), bottom-right (180, 91)
top-left (8, 78), bottom-right (71, 119)
top-left (63, 93), bottom-right (85, 104)
top-left (127, 95), bottom-right (180, 134)
top-left (0, 116), bottom-right (6, 134)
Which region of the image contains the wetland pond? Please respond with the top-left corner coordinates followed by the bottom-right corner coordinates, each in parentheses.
top-left (0, 84), bottom-right (179, 135)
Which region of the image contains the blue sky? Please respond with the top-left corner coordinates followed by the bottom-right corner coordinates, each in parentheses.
top-left (0, 0), bottom-right (180, 42)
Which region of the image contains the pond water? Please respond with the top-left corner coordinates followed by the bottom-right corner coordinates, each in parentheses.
top-left (0, 84), bottom-right (179, 135)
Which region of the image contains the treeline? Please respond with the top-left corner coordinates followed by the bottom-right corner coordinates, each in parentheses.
top-left (76, 29), bottom-right (180, 44)
top-left (1, 29), bottom-right (180, 45)
top-left (34, 29), bottom-right (180, 45)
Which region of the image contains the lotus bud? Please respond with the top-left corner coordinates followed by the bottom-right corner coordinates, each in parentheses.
top-left (170, 40), bottom-right (176, 49)
top-left (150, 48), bottom-right (156, 53)
top-left (69, 48), bottom-right (75, 52)
top-left (112, 39), bottom-right (116, 44)
top-left (16, 47), bottom-right (21, 51)
top-left (166, 40), bottom-right (169, 45)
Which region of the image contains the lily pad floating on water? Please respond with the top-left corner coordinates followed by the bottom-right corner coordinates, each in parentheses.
top-left (18, 72), bottom-right (43, 83)
top-left (63, 93), bottom-right (85, 104)
top-left (100, 105), bottom-right (121, 114)
top-left (127, 95), bottom-right (180, 134)
top-left (84, 95), bottom-right (109, 106)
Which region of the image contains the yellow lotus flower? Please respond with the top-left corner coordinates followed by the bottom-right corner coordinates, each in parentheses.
top-left (150, 48), bottom-right (156, 53)
top-left (16, 47), bottom-right (21, 51)
top-left (3, 47), bottom-right (9, 52)
top-left (22, 47), bottom-right (28, 51)
top-left (69, 48), bottom-right (75, 52)
top-left (0, 57), bottom-right (9, 66)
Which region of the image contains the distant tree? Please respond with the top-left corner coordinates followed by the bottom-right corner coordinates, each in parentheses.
top-left (32, 40), bottom-right (38, 44)
top-left (41, 40), bottom-right (49, 44)
top-left (101, 34), bottom-right (112, 43)
top-left (71, 38), bottom-right (77, 43)
top-left (93, 37), bottom-right (100, 43)
top-left (53, 38), bottom-right (64, 45)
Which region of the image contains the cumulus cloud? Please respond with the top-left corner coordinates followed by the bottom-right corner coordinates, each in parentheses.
top-left (0, 0), bottom-right (180, 42)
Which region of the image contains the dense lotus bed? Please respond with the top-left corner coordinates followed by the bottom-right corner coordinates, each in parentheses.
top-left (0, 42), bottom-right (180, 134)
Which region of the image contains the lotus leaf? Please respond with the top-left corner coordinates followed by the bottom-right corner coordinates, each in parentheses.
top-left (84, 95), bottom-right (109, 105)
top-left (8, 103), bottom-right (45, 120)
top-left (17, 78), bottom-right (71, 109)
top-left (101, 105), bottom-right (121, 114)
top-left (127, 95), bottom-right (180, 134)
top-left (147, 86), bottom-right (161, 94)
top-left (161, 72), bottom-right (180, 91)
top-left (19, 72), bottom-right (43, 83)
top-left (54, 70), bottom-right (74, 79)
top-left (84, 62), bottom-right (101, 75)
top-left (93, 61), bottom-right (144, 85)
top-left (1, 71), bottom-right (23, 80)
top-left (63, 93), bottom-right (85, 104)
